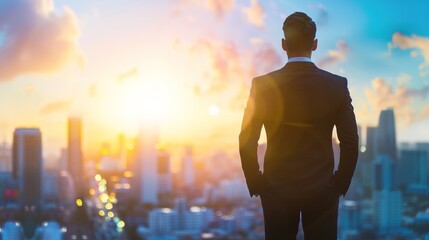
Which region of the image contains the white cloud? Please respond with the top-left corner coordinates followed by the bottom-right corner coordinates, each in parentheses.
top-left (364, 76), bottom-right (429, 125)
top-left (318, 40), bottom-right (349, 68)
top-left (242, 0), bottom-right (266, 28)
top-left (0, 0), bottom-right (82, 81)
top-left (390, 32), bottom-right (429, 76)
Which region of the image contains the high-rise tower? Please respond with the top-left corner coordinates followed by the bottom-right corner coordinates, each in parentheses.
top-left (13, 128), bottom-right (43, 207)
top-left (377, 109), bottom-right (397, 161)
top-left (68, 117), bottom-right (84, 196)
top-left (181, 147), bottom-right (194, 187)
top-left (137, 122), bottom-right (158, 204)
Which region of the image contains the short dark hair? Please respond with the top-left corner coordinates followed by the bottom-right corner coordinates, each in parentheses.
top-left (282, 12), bottom-right (316, 52)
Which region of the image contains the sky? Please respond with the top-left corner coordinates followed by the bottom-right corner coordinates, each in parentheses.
top-left (1, 0), bottom-right (429, 158)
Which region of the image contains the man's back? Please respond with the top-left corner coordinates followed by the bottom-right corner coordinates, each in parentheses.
top-left (251, 62), bottom-right (356, 197)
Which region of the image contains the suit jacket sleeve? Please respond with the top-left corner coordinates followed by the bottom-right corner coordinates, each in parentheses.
top-left (334, 78), bottom-right (359, 196)
top-left (239, 78), bottom-right (263, 197)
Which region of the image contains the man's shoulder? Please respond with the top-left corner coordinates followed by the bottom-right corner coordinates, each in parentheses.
top-left (252, 68), bottom-right (284, 85)
top-left (316, 67), bottom-right (348, 85)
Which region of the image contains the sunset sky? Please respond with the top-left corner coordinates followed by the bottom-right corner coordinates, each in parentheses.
top-left (1, 0), bottom-right (429, 158)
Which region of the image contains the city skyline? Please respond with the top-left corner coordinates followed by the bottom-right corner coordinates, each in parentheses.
top-left (1, 0), bottom-right (429, 158)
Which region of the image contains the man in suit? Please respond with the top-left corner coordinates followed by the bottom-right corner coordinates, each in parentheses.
top-left (239, 12), bottom-right (359, 240)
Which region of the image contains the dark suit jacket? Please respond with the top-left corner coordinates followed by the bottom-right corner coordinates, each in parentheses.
top-left (239, 61), bottom-right (359, 198)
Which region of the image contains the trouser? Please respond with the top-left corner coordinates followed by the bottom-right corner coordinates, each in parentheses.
top-left (260, 183), bottom-right (339, 240)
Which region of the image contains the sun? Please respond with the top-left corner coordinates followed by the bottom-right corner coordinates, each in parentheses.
top-left (116, 79), bottom-right (174, 129)
top-left (209, 104), bottom-right (220, 116)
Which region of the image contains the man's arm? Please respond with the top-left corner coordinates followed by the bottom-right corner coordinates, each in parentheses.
top-left (334, 78), bottom-right (359, 196)
top-left (239, 78), bottom-right (263, 197)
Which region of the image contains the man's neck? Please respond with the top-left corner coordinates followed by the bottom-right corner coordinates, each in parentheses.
top-left (287, 52), bottom-right (312, 59)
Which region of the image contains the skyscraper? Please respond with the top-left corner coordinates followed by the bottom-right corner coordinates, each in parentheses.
top-left (399, 150), bottom-right (428, 187)
top-left (377, 109), bottom-right (397, 161)
top-left (67, 117), bottom-right (84, 196)
top-left (137, 122), bottom-right (158, 204)
top-left (373, 155), bottom-right (396, 191)
top-left (182, 146), bottom-right (194, 187)
top-left (338, 200), bottom-right (361, 238)
top-left (373, 155), bottom-right (402, 231)
top-left (365, 126), bottom-right (378, 162)
top-left (0, 142), bottom-right (12, 172)
top-left (12, 128), bottom-right (43, 207)
top-left (158, 150), bottom-right (172, 194)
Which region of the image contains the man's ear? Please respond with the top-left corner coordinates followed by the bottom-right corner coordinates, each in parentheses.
top-left (282, 38), bottom-right (288, 52)
top-left (312, 39), bottom-right (318, 51)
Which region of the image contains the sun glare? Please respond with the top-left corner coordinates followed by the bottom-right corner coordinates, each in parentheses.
top-left (209, 104), bottom-right (220, 116)
top-left (117, 79), bottom-right (174, 128)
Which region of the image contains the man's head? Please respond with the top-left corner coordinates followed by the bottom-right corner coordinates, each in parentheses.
top-left (282, 12), bottom-right (317, 57)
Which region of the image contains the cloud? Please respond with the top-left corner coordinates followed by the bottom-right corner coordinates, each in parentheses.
top-left (187, 38), bottom-right (281, 110)
top-left (205, 0), bottom-right (235, 18)
top-left (249, 43), bottom-right (282, 77)
top-left (117, 68), bottom-right (139, 83)
top-left (390, 32), bottom-right (429, 76)
top-left (176, 0), bottom-right (235, 19)
top-left (242, 0), bottom-right (266, 27)
top-left (40, 100), bottom-right (70, 115)
top-left (190, 39), bottom-right (242, 94)
top-left (318, 40), bottom-right (349, 67)
top-left (189, 39), bottom-right (281, 96)
top-left (364, 77), bottom-right (429, 125)
top-left (0, 0), bottom-right (82, 81)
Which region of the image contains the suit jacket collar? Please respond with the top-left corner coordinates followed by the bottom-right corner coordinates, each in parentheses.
top-left (283, 61), bottom-right (317, 70)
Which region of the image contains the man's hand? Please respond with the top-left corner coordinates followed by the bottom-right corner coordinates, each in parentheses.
top-left (247, 171), bottom-right (264, 197)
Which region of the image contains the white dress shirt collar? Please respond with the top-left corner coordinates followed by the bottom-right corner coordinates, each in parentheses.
top-left (288, 57), bottom-right (312, 63)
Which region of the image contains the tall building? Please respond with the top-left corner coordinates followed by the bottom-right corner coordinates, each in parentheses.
top-left (182, 147), bottom-right (195, 187)
top-left (373, 190), bottom-right (402, 231)
top-left (67, 117), bottom-right (83, 196)
top-left (57, 148), bottom-right (68, 172)
top-left (399, 150), bottom-right (428, 187)
top-left (373, 155), bottom-right (402, 231)
top-left (416, 142), bottom-right (429, 173)
top-left (365, 126), bottom-right (378, 162)
top-left (158, 151), bottom-right (172, 194)
top-left (43, 171), bottom-right (60, 206)
top-left (377, 109), bottom-right (397, 161)
top-left (339, 200), bottom-right (361, 235)
top-left (373, 155), bottom-right (397, 191)
top-left (137, 122), bottom-right (158, 204)
top-left (0, 142), bottom-right (12, 172)
top-left (12, 128), bottom-right (43, 207)
top-left (175, 197), bottom-right (187, 230)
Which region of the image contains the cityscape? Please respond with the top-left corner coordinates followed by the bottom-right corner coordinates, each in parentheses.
top-left (2, 0), bottom-right (429, 239)
top-left (1, 108), bottom-right (429, 239)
